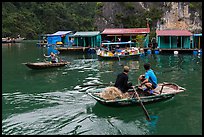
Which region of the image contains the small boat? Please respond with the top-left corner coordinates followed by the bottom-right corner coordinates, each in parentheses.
top-left (2, 37), bottom-right (25, 43)
top-left (14, 37), bottom-right (25, 43)
top-left (97, 41), bottom-right (141, 60)
top-left (24, 61), bottom-right (70, 70)
top-left (87, 82), bottom-right (186, 107)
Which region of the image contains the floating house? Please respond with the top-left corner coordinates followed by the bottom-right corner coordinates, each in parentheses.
top-left (101, 28), bottom-right (150, 48)
top-left (55, 31), bottom-right (101, 53)
top-left (192, 33), bottom-right (202, 49)
top-left (47, 31), bottom-right (73, 45)
top-left (71, 31), bottom-right (101, 48)
top-left (156, 30), bottom-right (192, 49)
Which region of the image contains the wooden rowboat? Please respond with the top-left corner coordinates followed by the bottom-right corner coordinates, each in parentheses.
top-left (24, 61), bottom-right (70, 70)
top-left (87, 82), bottom-right (186, 107)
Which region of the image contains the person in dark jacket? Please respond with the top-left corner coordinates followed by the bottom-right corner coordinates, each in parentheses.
top-left (114, 66), bottom-right (132, 93)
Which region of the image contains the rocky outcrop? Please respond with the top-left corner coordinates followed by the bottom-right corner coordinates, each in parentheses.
top-left (157, 2), bottom-right (202, 33)
top-left (95, 2), bottom-right (202, 33)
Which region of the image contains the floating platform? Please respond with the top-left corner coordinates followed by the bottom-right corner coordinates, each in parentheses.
top-left (143, 48), bottom-right (202, 54)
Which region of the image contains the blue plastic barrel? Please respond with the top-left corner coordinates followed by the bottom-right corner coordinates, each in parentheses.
top-left (154, 50), bottom-right (159, 54)
top-left (147, 49), bottom-right (151, 54)
top-left (193, 50), bottom-right (198, 55)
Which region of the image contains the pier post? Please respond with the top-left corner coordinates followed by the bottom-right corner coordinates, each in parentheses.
top-left (77, 38), bottom-right (78, 47)
top-left (84, 38), bottom-right (86, 47)
top-left (198, 36), bottom-right (200, 49)
top-left (192, 36), bottom-right (194, 48)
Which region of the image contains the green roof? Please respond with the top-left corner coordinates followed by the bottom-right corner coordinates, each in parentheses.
top-left (73, 31), bottom-right (100, 37)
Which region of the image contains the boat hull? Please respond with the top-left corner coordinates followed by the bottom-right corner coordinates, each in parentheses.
top-left (88, 82), bottom-right (185, 107)
top-left (24, 61), bottom-right (70, 70)
top-left (97, 54), bottom-right (140, 61)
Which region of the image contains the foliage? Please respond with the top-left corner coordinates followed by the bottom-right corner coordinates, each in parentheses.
top-left (2, 2), bottom-right (98, 39)
top-left (136, 35), bottom-right (145, 47)
top-left (189, 2), bottom-right (202, 20)
top-left (2, 2), bottom-right (202, 40)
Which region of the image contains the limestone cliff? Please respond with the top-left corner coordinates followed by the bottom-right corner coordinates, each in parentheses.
top-left (94, 2), bottom-right (202, 33)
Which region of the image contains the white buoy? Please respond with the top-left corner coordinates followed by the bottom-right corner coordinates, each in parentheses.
top-left (174, 51), bottom-right (178, 54)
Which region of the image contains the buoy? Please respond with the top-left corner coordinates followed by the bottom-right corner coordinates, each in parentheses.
top-left (174, 51), bottom-right (178, 54)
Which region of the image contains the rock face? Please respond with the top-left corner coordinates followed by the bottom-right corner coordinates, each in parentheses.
top-left (95, 2), bottom-right (202, 33)
top-left (157, 2), bottom-right (202, 33)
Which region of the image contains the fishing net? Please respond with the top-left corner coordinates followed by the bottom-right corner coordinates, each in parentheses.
top-left (98, 86), bottom-right (130, 100)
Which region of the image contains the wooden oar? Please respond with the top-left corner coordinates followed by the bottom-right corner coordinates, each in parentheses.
top-left (79, 82), bottom-right (114, 88)
top-left (132, 86), bottom-right (151, 121)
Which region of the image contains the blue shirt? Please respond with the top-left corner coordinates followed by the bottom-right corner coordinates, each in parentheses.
top-left (145, 69), bottom-right (157, 87)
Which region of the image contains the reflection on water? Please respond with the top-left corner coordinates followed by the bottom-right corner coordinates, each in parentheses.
top-left (2, 41), bottom-right (202, 135)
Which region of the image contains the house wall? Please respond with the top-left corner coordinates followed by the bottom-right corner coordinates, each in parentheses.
top-left (193, 36), bottom-right (201, 49)
top-left (183, 36), bottom-right (190, 49)
top-left (96, 35), bottom-right (101, 47)
top-left (171, 36), bottom-right (177, 48)
top-left (74, 35), bottom-right (101, 47)
top-left (47, 34), bottom-right (71, 45)
top-left (157, 36), bottom-right (190, 49)
top-left (47, 36), bottom-right (61, 45)
top-left (159, 36), bottom-right (171, 48)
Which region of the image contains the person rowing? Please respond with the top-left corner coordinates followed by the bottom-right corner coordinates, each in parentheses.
top-left (44, 52), bottom-right (59, 63)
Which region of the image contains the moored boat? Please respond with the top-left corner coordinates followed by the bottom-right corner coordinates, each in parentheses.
top-left (97, 53), bottom-right (141, 61)
top-left (24, 61), bottom-right (70, 70)
top-left (97, 41), bottom-right (141, 60)
top-left (2, 37), bottom-right (25, 43)
top-left (87, 82), bottom-right (186, 107)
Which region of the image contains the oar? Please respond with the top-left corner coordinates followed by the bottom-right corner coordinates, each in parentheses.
top-left (79, 82), bottom-right (114, 88)
top-left (132, 86), bottom-right (151, 121)
top-left (117, 54), bottom-right (123, 66)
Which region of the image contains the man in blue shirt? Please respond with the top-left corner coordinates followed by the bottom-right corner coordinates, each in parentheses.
top-left (138, 63), bottom-right (157, 94)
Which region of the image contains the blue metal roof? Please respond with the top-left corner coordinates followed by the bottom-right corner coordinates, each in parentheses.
top-left (193, 34), bottom-right (202, 36)
top-left (50, 31), bottom-right (72, 36)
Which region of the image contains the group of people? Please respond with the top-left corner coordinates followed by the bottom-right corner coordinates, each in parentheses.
top-left (114, 63), bottom-right (157, 95)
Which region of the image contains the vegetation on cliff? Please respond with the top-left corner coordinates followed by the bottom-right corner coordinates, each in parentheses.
top-left (2, 2), bottom-right (202, 40)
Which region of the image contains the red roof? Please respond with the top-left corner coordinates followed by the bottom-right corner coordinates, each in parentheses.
top-left (101, 28), bottom-right (150, 35)
top-left (156, 30), bottom-right (192, 36)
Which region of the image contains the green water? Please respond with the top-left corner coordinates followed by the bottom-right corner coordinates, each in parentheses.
top-left (2, 41), bottom-right (202, 135)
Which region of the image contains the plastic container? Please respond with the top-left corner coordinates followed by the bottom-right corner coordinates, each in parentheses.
top-left (147, 49), bottom-right (151, 54)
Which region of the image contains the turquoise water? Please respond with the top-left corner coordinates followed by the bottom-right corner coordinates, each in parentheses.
top-left (2, 41), bottom-right (202, 135)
